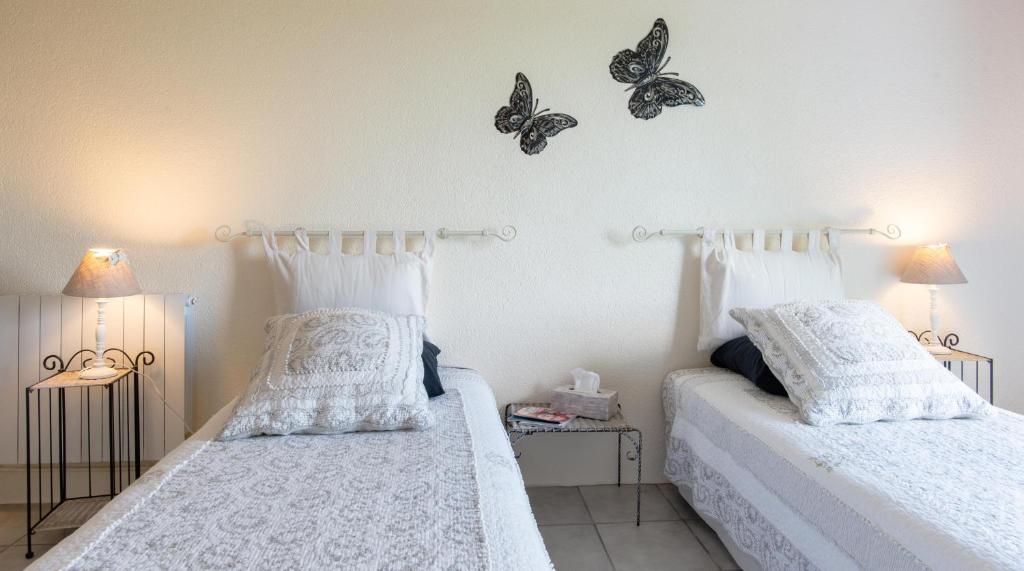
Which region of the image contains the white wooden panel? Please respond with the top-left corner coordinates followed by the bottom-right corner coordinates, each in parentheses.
top-left (164, 295), bottom-right (186, 452)
top-left (17, 296), bottom-right (40, 465)
top-left (105, 298), bottom-right (125, 367)
top-left (102, 297), bottom-right (126, 482)
top-left (143, 295), bottom-right (165, 461)
top-left (81, 298), bottom-right (105, 463)
top-left (39, 296), bottom-right (61, 489)
top-left (60, 296), bottom-right (83, 464)
top-left (122, 295), bottom-right (145, 478)
top-left (0, 296), bottom-right (20, 464)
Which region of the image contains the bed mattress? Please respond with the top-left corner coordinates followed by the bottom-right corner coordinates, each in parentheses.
top-left (663, 367), bottom-right (1024, 571)
top-left (33, 368), bottom-right (552, 571)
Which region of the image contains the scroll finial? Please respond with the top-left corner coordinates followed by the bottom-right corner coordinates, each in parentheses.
top-left (495, 225), bottom-right (518, 242)
top-left (632, 226), bottom-right (653, 242)
top-left (214, 225), bottom-right (236, 242)
top-left (875, 224), bottom-right (902, 240)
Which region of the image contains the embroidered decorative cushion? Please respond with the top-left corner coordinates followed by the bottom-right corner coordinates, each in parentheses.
top-left (730, 300), bottom-right (992, 426)
top-left (219, 307), bottom-right (432, 440)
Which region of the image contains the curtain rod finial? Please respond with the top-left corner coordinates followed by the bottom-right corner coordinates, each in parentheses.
top-left (214, 225), bottom-right (236, 242)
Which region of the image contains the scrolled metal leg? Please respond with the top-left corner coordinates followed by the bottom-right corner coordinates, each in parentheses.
top-left (508, 432), bottom-right (527, 460)
top-left (620, 430), bottom-right (643, 526)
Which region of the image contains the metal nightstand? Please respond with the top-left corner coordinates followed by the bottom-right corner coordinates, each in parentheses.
top-left (910, 331), bottom-right (994, 404)
top-left (504, 402), bottom-right (643, 525)
top-left (23, 349), bottom-right (153, 559)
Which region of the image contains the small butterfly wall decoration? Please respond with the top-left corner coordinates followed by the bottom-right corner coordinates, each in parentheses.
top-left (495, 73), bottom-right (578, 155)
top-left (609, 18), bottom-right (705, 120)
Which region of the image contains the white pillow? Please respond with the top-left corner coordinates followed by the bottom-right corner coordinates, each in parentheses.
top-left (263, 228), bottom-right (432, 316)
top-left (219, 307), bottom-right (432, 440)
top-left (731, 300), bottom-right (992, 426)
top-left (699, 229), bottom-right (843, 351)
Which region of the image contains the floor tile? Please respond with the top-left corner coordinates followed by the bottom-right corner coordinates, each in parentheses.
top-left (0, 543), bottom-right (52, 571)
top-left (657, 483), bottom-right (699, 520)
top-left (686, 518), bottom-right (741, 570)
top-left (579, 484), bottom-right (679, 523)
top-left (14, 527), bottom-right (74, 546)
top-left (539, 525), bottom-right (613, 571)
top-left (526, 487), bottom-right (592, 525)
top-left (597, 521), bottom-right (718, 571)
top-left (0, 506), bottom-right (28, 548)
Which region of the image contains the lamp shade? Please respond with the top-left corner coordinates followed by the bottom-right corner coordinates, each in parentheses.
top-left (62, 248), bottom-right (142, 298)
top-left (900, 244), bottom-right (967, 285)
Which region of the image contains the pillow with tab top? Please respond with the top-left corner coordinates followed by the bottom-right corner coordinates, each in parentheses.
top-left (699, 228), bottom-right (844, 352)
top-left (262, 227), bottom-right (443, 397)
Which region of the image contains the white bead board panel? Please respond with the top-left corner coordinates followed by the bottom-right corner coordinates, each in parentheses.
top-left (0, 294), bottom-right (193, 466)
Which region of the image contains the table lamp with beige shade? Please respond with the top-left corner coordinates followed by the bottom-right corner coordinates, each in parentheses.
top-left (62, 248), bottom-right (142, 378)
top-left (900, 243), bottom-right (967, 355)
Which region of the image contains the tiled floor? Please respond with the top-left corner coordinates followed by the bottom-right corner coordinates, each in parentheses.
top-left (0, 484), bottom-right (739, 571)
top-left (531, 484), bottom-right (740, 571)
top-left (0, 505), bottom-right (73, 571)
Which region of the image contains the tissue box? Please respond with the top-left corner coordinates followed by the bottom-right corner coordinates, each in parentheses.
top-left (551, 385), bottom-right (619, 421)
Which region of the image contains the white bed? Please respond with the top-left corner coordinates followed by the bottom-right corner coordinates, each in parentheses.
top-left (32, 368), bottom-right (553, 571)
top-left (663, 367), bottom-right (1024, 571)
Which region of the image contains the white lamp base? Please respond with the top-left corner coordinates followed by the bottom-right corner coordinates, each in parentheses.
top-left (78, 357), bottom-right (118, 379)
top-left (925, 343), bottom-right (953, 355)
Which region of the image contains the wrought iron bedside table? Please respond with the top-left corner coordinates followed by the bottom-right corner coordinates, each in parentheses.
top-left (504, 402), bottom-right (643, 525)
top-left (23, 349), bottom-right (154, 559)
top-left (910, 331), bottom-right (994, 404)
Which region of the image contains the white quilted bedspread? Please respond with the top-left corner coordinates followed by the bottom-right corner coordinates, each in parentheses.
top-left (664, 368), bottom-right (1024, 571)
top-left (33, 368), bottom-right (552, 571)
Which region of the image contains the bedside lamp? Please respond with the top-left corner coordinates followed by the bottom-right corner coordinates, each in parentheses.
top-left (900, 243), bottom-right (967, 355)
top-left (62, 249), bottom-right (142, 378)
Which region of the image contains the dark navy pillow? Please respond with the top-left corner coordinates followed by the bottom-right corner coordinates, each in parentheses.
top-left (710, 336), bottom-right (788, 397)
top-left (422, 340), bottom-right (445, 398)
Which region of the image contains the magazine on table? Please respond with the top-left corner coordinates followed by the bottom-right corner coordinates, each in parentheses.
top-left (511, 406), bottom-right (577, 427)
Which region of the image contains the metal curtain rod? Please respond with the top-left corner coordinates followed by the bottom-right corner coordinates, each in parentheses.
top-left (215, 224), bottom-right (518, 243)
top-left (631, 224), bottom-right (902, 243)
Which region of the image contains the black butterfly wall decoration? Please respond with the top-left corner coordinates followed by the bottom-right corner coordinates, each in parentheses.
top-left (609, 18), bottom-right (705, 120)
top-left (495, 73), bottom-right (578, 155)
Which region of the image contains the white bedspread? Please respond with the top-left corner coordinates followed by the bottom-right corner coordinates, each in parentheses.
top-left (33, 368), bottom-right (552, 571)
top-left (663, 368), bottom-right (1024, 571)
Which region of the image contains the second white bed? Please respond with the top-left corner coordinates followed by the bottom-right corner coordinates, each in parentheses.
top-left (663, 367), bottom-right (1024, 571)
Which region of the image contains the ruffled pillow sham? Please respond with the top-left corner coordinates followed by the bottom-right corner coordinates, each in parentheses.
top-left (219, 307), bottom-right (432, 440)
top-left (731, 300), bottom-right (992, 426)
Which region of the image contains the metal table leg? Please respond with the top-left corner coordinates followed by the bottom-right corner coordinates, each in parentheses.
top-left (133, 372), bottom-right (141, 479)
top-left (617, 433), bottom-right (622, 487)
top-left (620, 430), bottom-right (642, 526)
top-left (635, 430), bottom-right (643, 526)
top-left (25, 388), bottom-right (33, 559)
top-left (108, 386), bottom-right (115, 498)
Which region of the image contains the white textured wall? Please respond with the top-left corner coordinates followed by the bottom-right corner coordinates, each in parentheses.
top-left (2, 1), bottom-right (1022, 484)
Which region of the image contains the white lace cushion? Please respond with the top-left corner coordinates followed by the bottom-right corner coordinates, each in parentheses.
top-left (218, 307), bottom-right (432, 440)
top-left (730, 300), bottom-right (992, 426)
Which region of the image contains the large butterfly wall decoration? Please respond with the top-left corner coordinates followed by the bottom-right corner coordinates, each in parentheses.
top-left (609, 18), bottom-right (705, 120)
top-left (494, 73), bottom-right (578, 156)
top-left (494, 18), bottom-right (704, 156)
